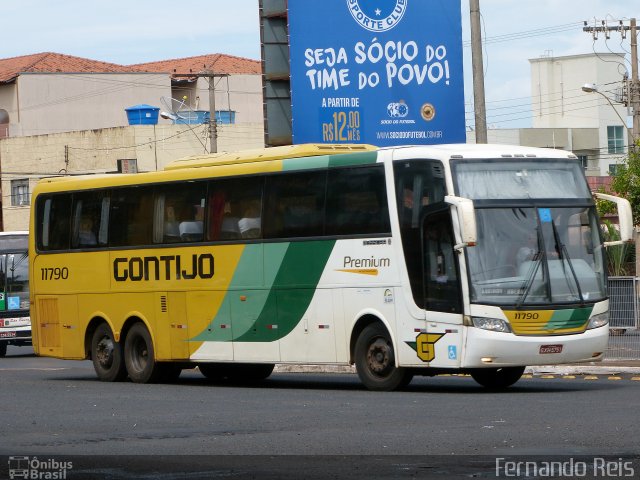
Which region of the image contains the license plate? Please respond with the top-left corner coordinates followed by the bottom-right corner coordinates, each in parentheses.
top-left (0, 331), bottom-right (17, 338)
top-left (540, 344), bottom-right (563, 354)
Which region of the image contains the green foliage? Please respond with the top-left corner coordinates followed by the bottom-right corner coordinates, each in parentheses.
top-left (608, 145), bottom-right (640, 225)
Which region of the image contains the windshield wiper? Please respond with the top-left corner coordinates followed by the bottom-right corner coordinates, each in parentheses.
top-left (516, 251), bottom-right (542, 307)
top-left (550, 219), bottom-right (584, 303)
top-left (516, 226), bottom-right (547, 307)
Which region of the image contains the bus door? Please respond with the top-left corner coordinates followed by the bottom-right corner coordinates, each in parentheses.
top-left (421, 208), bottom-right (464, 367)
top-left (154, 292), bottom-right (190, 360)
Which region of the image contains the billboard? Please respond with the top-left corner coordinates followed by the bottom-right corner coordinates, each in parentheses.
top-left (288, 0), bottom-right (465, 146)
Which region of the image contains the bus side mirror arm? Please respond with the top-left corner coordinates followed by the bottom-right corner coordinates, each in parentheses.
top-left (445, 195), bottom-right (477, 250)
top-left (593, 192), bottom-right (634, 246)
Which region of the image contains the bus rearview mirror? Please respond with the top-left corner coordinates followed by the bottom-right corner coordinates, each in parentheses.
top-left (594, 192), bottom-right (634, 246)
top-left (445, 195), bottom-right (477, 249)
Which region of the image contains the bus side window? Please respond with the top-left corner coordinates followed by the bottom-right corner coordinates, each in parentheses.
top-left (109, 187), bottom-right (154, 247)
top-left (264, 171), bottom-right (326, 239)
top-left (423, 211), bottom-right (462, 314)
top-left (326, 165), bottom-right (390, 236)
top-left (393, 160), bottom-right (446, 309)
top-left (71, 192), bottom-right (108, 248)
top-left (153, 183), bottom-right (206, 245)
top-left (37, 195), bottom-right (72, 251)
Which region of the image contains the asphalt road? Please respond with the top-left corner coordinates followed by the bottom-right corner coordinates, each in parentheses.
top-left (1, 346), bottom-right (639, 478)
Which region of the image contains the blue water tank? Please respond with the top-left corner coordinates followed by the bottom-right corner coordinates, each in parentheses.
top-left (125, 104), bottom-right (160, 125)
top-left (174, 110), bottom-right (210, 125)
top-left (216, 110), bottom-right (236, 124)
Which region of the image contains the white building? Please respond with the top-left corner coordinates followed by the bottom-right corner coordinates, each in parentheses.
top-left (468, 52), bottom-right (631, 177)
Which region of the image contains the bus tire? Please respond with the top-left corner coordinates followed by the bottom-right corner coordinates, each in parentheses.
top-left (355, 323), bottom-right (412, 391)
top-left (470, 366), bottom-right (525, 389)
top-left (198, 363), bottom-right (227, 381)
top-left (91, 323), bottom-right (127, 382)
top-left (231, 363), bottom-right (275, 382)
top-left (159, 363), bottom-right (183, 383)
top-left (124, 323), bottom-right (162, 384)
top-left (0, 342), bottom-right (7, 357)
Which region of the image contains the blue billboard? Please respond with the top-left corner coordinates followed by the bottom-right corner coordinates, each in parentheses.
top-left (288, 0), bottom-right (465, 146)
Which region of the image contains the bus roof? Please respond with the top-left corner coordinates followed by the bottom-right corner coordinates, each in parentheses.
top-left (384, 143), bottom-right (578, 160)
top-left (164, 144), bottom-right (378, 170)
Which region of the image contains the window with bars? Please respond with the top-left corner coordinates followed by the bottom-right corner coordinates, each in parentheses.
top-left (11, 179), bottom-right (30, 206)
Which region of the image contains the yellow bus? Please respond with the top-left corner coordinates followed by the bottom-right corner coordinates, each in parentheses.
top-left (29, 144), bottom-right (632, 390)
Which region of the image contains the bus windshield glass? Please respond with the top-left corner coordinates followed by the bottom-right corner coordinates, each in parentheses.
top-left (453, 159), bottom-right (591, 200)
top-left (452, 159), bottom-right (606, 306)
top-left (1, 252), bottom-right (30, 312)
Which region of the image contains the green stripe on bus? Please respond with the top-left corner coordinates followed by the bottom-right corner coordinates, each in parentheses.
top-left (543, 307), bottom-right (593, 331)
top-left (328, 151), bottom-right (378, 168)
top-left (192, 240), bottom-right (335, 342)
top-left (234, 240), bottom-right (336, 342)
top-left (282, 151), bottom-right (378, 171)
top-left (282, 155), bottom-right (329, 171)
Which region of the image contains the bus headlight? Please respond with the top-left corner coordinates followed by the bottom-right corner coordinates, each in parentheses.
top-left (471, 317), bottom-right (512, 333)
top-left (587, 312), bottom-right (609, 329)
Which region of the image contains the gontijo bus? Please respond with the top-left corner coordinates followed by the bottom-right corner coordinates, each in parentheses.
top-left (29, 144), bottom-right (632, 390)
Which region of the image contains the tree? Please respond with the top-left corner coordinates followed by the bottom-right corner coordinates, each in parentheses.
top-left (606, 145), bottom-right (640, 225)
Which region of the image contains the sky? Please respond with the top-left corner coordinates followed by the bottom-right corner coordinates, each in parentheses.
top-left (2, 0), bottom-right (638, 130)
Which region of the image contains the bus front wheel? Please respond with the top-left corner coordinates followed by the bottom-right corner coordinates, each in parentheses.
top-left (124, 323), bottom-right (163, 383)
top-left (470, 366), bottom-right (525, 389)
top-left (355, 323), bottom-right (413, 391)
top-left (91, 323), bottom-right (127, 382)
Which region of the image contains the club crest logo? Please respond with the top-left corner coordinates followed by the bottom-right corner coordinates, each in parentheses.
top-left (347, 0), bottom-right (408, 32)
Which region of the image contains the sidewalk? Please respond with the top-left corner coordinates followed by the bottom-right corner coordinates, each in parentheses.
top-left (529, 359), bottom-right (640, 375)
top-left (275, 360), bottom-right (640, 376)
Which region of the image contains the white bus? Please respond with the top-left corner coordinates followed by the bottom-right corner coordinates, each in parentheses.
top-left (29, 144), bottom-right (632, 389)
top-left (0, 231), bottom-right (31, 357)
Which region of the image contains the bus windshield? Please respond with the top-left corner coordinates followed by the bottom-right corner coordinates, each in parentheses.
top-left (464, 206), bottom-right (606, 305)
top-left (0, 252), bottom-right (30, 312)
top-left (452, 159), bottom-right (606, 306)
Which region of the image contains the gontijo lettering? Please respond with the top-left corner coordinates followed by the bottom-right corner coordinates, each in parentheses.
top-left (113, 254), bottom-right (214, 281)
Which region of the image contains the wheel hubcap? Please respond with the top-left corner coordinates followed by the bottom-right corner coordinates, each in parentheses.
top-left (96, 336), bottom-right (114, 368)
top-left (367, 338), bottom-right (391, 375)
top-left (131, 337), bottom-right (149, 372)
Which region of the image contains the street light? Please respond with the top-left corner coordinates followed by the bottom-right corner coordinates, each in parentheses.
top-left (581, 83), bottom-right (633, 144)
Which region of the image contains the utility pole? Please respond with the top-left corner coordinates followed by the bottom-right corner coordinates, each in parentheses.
top-left (631, 18), bottom-right (639, 146)
top-left (583, 18), bottom-right (640, 147)
top-left (206, 68), bottom-right (218, 154)
top-left (172, 71), bottom-right (229, 153)
top-left (469, 0), bottom-right (488, 144)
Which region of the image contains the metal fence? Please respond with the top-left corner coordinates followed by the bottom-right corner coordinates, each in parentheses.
top-left (606, 276), bottom-right (640, 360)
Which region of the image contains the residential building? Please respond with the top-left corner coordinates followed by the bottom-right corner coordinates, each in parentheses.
top-left (0, 52), bottom-right (264, 230)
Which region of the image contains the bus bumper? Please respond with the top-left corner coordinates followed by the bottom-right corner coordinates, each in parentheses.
top-left (462, 325), bottom-right (609, 368)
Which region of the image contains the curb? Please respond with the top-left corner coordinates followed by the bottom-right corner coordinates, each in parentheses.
top-left (274, 364), bottom-right (640, 375)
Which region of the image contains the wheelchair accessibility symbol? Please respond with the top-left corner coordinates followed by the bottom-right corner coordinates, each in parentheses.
top-left (448, 345), bottom-right (457, 360)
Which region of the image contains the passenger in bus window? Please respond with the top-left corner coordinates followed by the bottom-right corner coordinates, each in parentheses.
top-left (78, 215), bottom-right (97, 246)
top-left (239, 200), bottom-right (261, 238)
top-left (164, 205), bottom-right (180, 241)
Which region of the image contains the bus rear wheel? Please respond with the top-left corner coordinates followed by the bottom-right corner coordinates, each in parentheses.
top-left (470, 366), bottom-right (525, 389)
top-left (0, 342), bottom-right (7, 357)
top-left (91, 323), bottom-right (127, 382)
top-left (124, 323), bottom-right (163, 383)
top-left (355, 323), bottom-right (413, 391)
